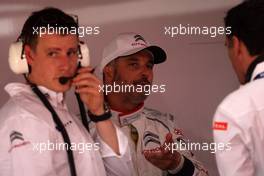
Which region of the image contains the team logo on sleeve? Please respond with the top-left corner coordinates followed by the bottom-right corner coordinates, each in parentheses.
top-left (10, 131), bottom-right (24, 143)
top-left (8, 130), bottom-right (30, 152)
top-left (213, 121), bottom-right (228, 131)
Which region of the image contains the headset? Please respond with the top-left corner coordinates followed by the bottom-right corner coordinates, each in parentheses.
top-left (8, 12), bottom-right (91, 176)
top-left (8, 39), bottom-right (90, 74)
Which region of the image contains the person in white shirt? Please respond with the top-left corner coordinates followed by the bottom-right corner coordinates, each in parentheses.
top-left (0, 7), bottom-right (132, 176)
top-left (213, 1), bottom-right (264, 175)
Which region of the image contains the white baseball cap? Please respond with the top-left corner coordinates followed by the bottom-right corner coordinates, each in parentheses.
top-left (100, 32), bottom-right (166, 72)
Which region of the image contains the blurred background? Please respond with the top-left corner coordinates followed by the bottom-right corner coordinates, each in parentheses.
top-left (0, 0), bottom-right (243, 175)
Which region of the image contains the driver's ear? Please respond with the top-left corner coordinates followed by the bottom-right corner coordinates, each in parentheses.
top-left (103, 65), bottom-right (115, 84)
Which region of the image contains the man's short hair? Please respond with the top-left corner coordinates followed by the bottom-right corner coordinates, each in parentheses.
top-left (20, 7), bottom-right (78, 50)
top-left (225, 0), bottom-right (264, 56)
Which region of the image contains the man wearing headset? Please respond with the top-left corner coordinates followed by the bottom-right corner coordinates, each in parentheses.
top-left (213, 1), bottom-right (264, 175)
top-left (0, 8), bottom-right (132, 176)
top-left (99, 32), bottom-right (208, 176)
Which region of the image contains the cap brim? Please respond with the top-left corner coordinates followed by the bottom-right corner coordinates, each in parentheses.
top-left (146, 46), bottom-right (167, 64)
top-left (120, 45), bottom-right (167, 64)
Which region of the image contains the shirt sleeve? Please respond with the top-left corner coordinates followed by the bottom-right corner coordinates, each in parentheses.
top-left (92, 123), bottom-right (134, 176)
top-left (213, 107), bottom-right (254, 176)
top-left (0, 114), bottom-right (57, 176)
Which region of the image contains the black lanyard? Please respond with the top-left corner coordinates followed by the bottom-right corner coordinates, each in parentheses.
top-left (31, 84), bottom-right (77, 176)
top-left (75, 93), bottom-right (89, 132)
top-left (245, 55), bottom-right (264, 83)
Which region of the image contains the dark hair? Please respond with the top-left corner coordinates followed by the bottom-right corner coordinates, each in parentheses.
top-left (20, 7), bottom-right (78, 50)
top-left (225, 0), bottom-right (264, 56)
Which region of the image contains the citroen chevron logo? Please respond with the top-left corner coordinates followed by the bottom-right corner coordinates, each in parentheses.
top-left (10, 131), bottom-right (24, 143)
top-left (134, 34), bottom-right (146, 43)
top-left (143, 131), bottom-right (161, 146)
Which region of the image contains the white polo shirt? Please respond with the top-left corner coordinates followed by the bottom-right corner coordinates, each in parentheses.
top-left (213, 62), bottom-right (264, 176)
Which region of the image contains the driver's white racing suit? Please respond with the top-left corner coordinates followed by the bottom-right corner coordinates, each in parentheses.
top-left (107, 104), bottom-right (208, 176)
